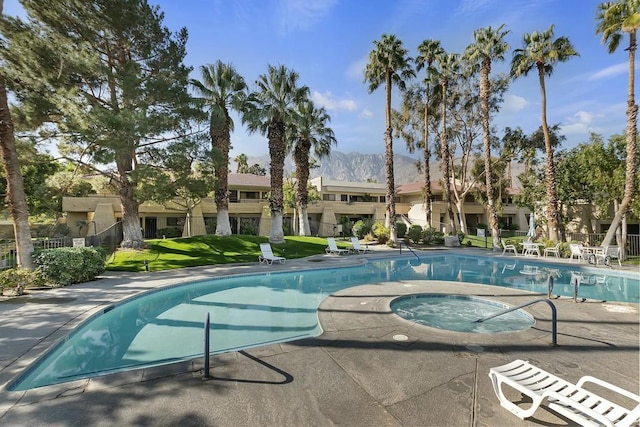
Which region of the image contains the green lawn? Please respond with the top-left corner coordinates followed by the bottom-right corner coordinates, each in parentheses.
top-left (107, 235), bottom-right (353, 272)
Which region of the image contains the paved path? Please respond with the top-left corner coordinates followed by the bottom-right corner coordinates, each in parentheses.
top-left (0, 248), bottom-right (638, 426)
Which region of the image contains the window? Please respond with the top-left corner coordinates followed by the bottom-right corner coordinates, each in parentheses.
top-left (323, 194), bottom-right (336, 201)
top-left (166, 217), bottom-right (182, 227)
top-left (341, 194), bottom-right (348, 202)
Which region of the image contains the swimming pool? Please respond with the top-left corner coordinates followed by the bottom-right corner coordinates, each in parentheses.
top-left (9, 254), bottom-right (639, 391)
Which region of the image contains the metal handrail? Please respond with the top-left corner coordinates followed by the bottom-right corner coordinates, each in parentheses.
top-left (474, 298), bottom-right (558, 346)
top-left (399, 241), bottom-right (420, 261)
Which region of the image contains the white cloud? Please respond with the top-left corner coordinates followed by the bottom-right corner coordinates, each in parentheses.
top-left (503, 94), bottom-right (529, 111)
top-left (587, 63), bottom-right (629, 81)
top-left (358, 109), bottom-right (374, 119)
top-left (560, 110), bottom-right (600, 135)
top-left (311, 91), bottom-right (357, 111)
top-left (277, 0), bottom-right (338, 34)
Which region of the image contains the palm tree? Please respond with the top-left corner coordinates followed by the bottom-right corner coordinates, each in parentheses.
top-left (596, 0), bottom-right (639, 250)
top-left (289, 99), bottom-right (336, 236)
top-left (434, 52), bottom-right (460, 235)
top-left (0, 1), bottom-right (34, 270)
top-left (364, 34), bottom-right (415, 245)
top-left (243, 65), bottom-right (309, 244)
top-left (463, 25), bottom-right (510, 250)
top-left (190, 61), bottom-right (248, 236)
top-left (234, 153), bottom-right (249, 173)
top-left (511, 25), bottom-right (579, 242)
top-left (415, 39), bottom-right (444, 228)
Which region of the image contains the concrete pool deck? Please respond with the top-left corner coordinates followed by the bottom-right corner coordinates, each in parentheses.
top-left (0, 247), bottom-right (638, 426)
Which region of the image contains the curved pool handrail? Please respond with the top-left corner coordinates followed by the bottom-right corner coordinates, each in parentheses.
top-left (399, 242), bottom-right (420, 261)
top-left (474, 298), bottom-right (558, 346)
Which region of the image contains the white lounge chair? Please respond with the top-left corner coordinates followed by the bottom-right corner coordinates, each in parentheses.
top-left (489, 359), bottom-right (640, 427)
top-left (501, 240), bottom-right (517, 256)
top-left (569, 243), bottom-right (586, 262)
top-left (349, 237), bottom-right (370, 254)
top-left (325, 237), bottom-right (350, 255)
top-left (543, 242), bottom-right (561, 258)
top-left (258, 243), bottom-right (286, 265)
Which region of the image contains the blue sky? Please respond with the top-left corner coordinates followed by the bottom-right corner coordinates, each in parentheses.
top-left (4, 0), bottom-right (634, 159)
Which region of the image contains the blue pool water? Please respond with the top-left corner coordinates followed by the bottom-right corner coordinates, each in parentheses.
top-left (9, 254), bottom-right (639, 391)
top-left (391, 294), bottom-right (535, 333)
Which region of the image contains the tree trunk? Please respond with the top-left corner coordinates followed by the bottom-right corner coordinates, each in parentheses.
top-left (268, 120), bottom-right (286, 244)
top-left (537, 65), bottom-right (562, 242)
top-left (423, 81), bottom-right (432, 227)
top-left (298, 206), bottom-right (310, 236)
top-left (117, 154), bottom-right (144, 249)
top-left (0, 76), bottom-right (34, 270)
top-left (481, 59), bottom-right (500, 250)
top-left (384, 72), bottom-right (397, 245)
top-left (294, 139), bottom-right (311, 236)
top-left (602, 32), bottom-right (637, 250)
top-left (440, 80), bottom-right (456, 235)
top-left (213, 119), bottom-right (232, 236)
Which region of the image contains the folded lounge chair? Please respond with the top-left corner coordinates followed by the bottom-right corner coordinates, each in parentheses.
top-left (258, 243), bottom-right (286, 265)
top-left (350, 237), bottom-right (370, 254)
top-left (325, 237), bottom-right (350, 255)
top-left (489, 359), bottom-right (640, 427)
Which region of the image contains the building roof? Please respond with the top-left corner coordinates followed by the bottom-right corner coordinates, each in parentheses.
top-left (227, 174), bottom-right (270, 188)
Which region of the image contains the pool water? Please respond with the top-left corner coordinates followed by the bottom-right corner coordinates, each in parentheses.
top-left (391, 294), bottom-right (535, 333)
top-left (9, 254), bottom-right (639, 391)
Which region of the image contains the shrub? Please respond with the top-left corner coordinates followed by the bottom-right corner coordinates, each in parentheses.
top-left (456, 230), bottom-right (466, 243)
top-left (156, 227), bottom-right (182, 238)
top-left (396, 222), bottom-right (407, 238)
top-left (35, 247), bottom-right (106, 286)
top-left (371, 222), bottom-right (389, 244)
top-left (422, 227), bottom-right (436, 244)
top-left (407, 225), bottom-right (423, 243)
top-left (352, 220), bottom-right (372, 239)
top-left (0, 268), bottom-right (45, 296)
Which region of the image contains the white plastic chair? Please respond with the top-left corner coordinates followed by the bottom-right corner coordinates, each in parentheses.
top-left (325, 237), bottom-right (350, 255)
top-left (258, 243), bottom-right (286, 265)
top-left (501, 240), bottom-right (517, 256)
top-left (543, 243), bottom-right (561, 258)
top-left (569, 243), bottom-right (586, 262)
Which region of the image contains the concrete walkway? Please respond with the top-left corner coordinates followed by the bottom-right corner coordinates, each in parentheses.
top-left (0, 247), bottom-right (638, 426)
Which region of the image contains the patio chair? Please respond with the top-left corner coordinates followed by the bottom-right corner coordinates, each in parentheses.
top-left (349, 237), bottom-right (370, 254)
top-left (543, 242), bottom-right (561, 258)
top-left (258, 243), bottom-right (286, 265)
top-left (569, 243), bottom-right (586, 262)
top-left (325, 237), bottom-right (350, 255)
top-left (594, 245), bottom-right (622, 267)
top-left (501, 240), bottom-right (517, 256)
top-left (489, 359), bottom-right (640, 427)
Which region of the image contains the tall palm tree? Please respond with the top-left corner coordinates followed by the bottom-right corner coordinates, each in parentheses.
top-left (511, 25), bottom-right (579, 242)
top-left (596, 0), bottom-right (639, 250)
top-left (190, 61), bottom-right (248, 236)
top-left (463, 25), bottom-right (510, 250)
top-left (415, 39), bottom-right (444, 228)
top-left (364, 34), bottom-right (415, 245)
top-left (243, 64), bottom-right (309, 244)
top-left (434, 52), bottom-right (460, 235)
top-left (0, 0), bottom-right (34, 270)
top-left (289, 99), bottom-right (336, 236)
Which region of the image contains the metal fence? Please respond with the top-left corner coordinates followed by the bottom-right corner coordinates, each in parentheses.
top-left (0, 221), bottom-right (123, 269)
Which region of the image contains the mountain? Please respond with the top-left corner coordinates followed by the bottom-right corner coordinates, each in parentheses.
top-left (244, 151), bottom-right (440, 184)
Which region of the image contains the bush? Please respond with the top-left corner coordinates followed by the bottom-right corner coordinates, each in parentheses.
top-left (156, 227), bottom-right (182, 238)
top-left (371, 222), bottom-right (389, 244)
top-left (407, 225), bottom-right (423, 243)
top-left (422, 227), bottom-right (437, 244)
top-left (0, 268), bottom-right (45, 296)
top-left (352, 220), bottom-right (372, 239)
top-left (35, 247), bottom-right (106, 286)
top-left (396, 222), bottom-right (407, 238)
top-left (456, 230), bottom-right (466, 243)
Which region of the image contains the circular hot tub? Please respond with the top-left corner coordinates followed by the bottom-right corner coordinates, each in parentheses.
top-left (391, 294), bottom-right (534, 333)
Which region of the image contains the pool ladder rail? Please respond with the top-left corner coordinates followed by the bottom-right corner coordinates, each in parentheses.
top-left (474, 298), bottom-right (558, 347)
top-left (399, 242), bottom-right (420, 262)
